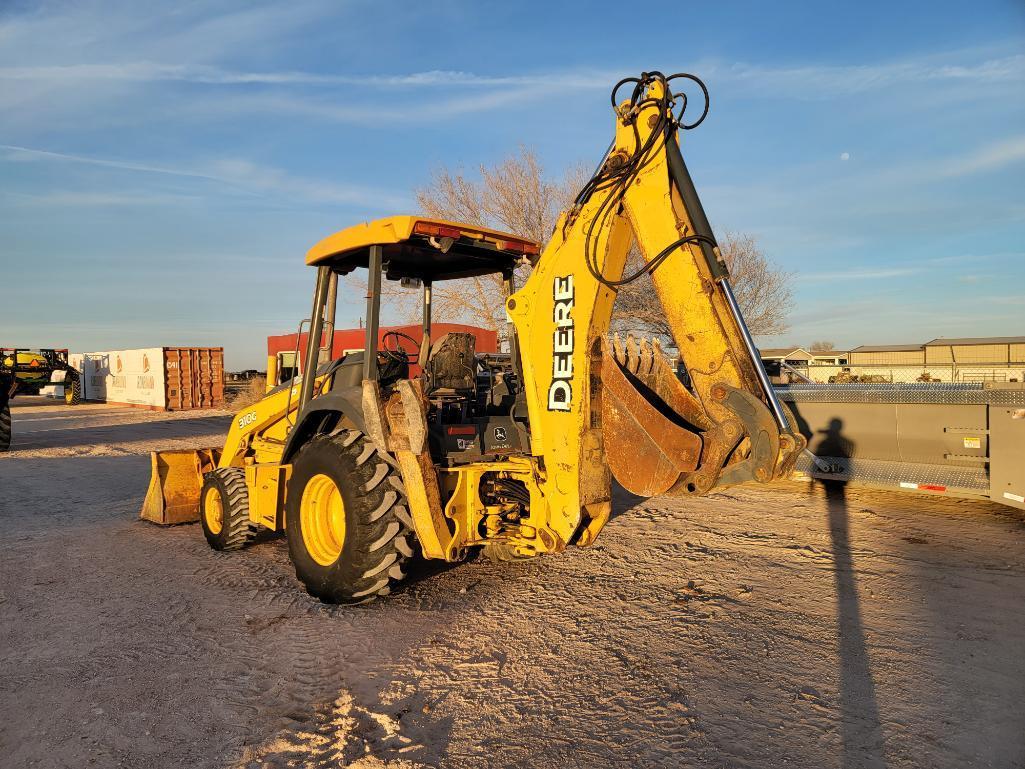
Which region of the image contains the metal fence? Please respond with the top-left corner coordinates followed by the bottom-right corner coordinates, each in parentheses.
top-left (801, 363), bottom-right (1025, 384)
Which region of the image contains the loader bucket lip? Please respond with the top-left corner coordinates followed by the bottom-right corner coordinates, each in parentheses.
top-left (140, 447), bottom-right (221, 525)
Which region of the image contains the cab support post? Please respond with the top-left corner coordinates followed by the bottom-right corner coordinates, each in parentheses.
top-left (298, 265), bottom-right (331, 414)
top-left (363, 244), bottom-right (383, 382)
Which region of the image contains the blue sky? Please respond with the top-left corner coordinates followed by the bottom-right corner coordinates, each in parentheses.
top-left (2, 0), bottom-right (1023, 369)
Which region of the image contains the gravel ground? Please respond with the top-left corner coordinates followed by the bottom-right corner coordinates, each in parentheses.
top-left (1, 397), bottom-right (1024, 769)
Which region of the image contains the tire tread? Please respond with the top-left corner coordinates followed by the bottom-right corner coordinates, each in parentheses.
top-left (287, 430), bottom-right (413, 603)
top-left (201, 467), bottom-right (257, 551)
top-left (0, 404), bottom-right (11, 452)
top-left (64, 374), bottom-right (82, 406)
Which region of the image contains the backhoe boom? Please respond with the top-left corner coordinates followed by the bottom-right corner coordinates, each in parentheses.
top-left (507, 72), bottom-right (804, 547)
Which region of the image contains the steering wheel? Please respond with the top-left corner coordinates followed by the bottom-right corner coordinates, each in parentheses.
top-left (381, 331), bottom-right (420, 363)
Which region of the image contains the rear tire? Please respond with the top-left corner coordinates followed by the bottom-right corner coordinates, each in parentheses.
top-left (286, 429), bottom-right (413, 604)
top-left (200, 467), bottom-right (257, 551)
top-left (64, 372), bottom-right (82, 406)
top-left (0, 404), bottom-right (10, 452)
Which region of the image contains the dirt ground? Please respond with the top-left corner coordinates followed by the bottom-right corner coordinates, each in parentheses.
top-left (2, 397), bottom-right (1024, 769)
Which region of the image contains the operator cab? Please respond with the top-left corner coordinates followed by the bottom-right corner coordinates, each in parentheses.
top-left (299, 216), bottom-right (540, 465)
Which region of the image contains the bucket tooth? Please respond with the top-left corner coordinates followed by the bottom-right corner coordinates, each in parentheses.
top-left (638, 338), bottom-right (654, 376)
top-left (612, 332), bottom-right (625, 366)
top-left (625, 335), bottom-right (640, 373)
top-left (651, 339), bottom-right (669, 379)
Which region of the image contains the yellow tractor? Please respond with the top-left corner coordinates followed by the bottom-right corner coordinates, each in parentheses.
top-left (142, 72), bottom-right (805, 603)
top-left (1, 348), bottom-right (82, 452)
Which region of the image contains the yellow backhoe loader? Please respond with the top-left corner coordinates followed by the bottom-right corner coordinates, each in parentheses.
top-left (141, 72), bottom-right (805, 603)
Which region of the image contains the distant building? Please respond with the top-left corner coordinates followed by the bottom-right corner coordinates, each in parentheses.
top-left (924, 337), bottom-right (1025, 368)
top-left (848, 343), bottom-right (925, 367)
top-left (760, 347), bottom-right (849, 365)
top-left (758, 347), bottom-right (811, 384)
top-left (759, 347), bottom-right (850, 383)
top-left (800, 337), bottom-right (1025, 383)
top-left (807, 349), bottom-right (848, 366)
top-left (759, 347), bottom-right (815, 365)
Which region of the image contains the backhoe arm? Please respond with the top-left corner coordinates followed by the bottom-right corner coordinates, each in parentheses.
top-left (507, 72), bottom-right (804, 548)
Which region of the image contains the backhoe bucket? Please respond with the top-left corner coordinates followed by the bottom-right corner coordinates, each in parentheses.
top-left (599, 335), bottom-right (705, 497)
top-left (140, 448), bottom-right (221, 525)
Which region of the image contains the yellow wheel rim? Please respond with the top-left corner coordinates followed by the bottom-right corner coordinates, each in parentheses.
top-left (300, 473), bottom-right (346, 566)
top-left (204, 485), bottom-right (224, 535)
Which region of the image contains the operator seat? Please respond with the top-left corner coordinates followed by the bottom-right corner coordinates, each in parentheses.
top-left (424, 332), bottom-right (476, 397)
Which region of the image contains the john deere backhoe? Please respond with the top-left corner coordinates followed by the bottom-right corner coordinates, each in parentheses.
top-left (142, 72), bottom-right (805, 602)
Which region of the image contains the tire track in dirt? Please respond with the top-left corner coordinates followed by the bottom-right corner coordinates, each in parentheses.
top-left (4, 402), bottom-right (1025, 768)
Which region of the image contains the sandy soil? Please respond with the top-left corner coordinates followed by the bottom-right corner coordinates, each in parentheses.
top-left (1, 397), bottom-right (1023, 769)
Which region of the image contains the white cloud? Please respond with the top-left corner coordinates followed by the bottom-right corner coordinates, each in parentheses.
top-left (0, 2), bottom-right (1020, 155)
top-left (0, 9), bottom-right (1018, 127)
top-left (0, 1), bottom-right (333, 67)
top-left (0, 143), bottom-right (410, 209)
top-left (797, 267), bottom-right (920, 282)
top-left (2, 190), bottom-right (201, 206)
top-left (981, 294), bottom-right (1025, 306)
top-left (923, 251), bottom-right (1024, 265)
top-left (712, 52), bottom-right (1025, 98)
top-left (2, 50), bottom-right (1019, 96)
top-left (0, 62), bottom-right (614, 89)
top-left (206, 84), bottom-right (569, 125)
top-left (0, 143), bottom-right (224, 182)
top-left (936, 135), bottom-right (1025, 177)
top-left (204, 157), bottom-right (410, 208)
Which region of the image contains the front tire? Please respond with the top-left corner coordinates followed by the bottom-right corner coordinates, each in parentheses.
top-left (64, 372), bottom-right (82, 405)
top-left (0, 404), bottom-right (10, 452)
top-left (200, 467), bottom-right (257, 551)
top-left (286, 429), bottom-right (413, 604)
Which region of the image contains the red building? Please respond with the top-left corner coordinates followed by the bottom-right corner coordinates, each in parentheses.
top-left (268, 323), bottom-right (498, 374)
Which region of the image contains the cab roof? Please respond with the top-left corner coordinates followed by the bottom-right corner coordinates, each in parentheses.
top-left (305, 215), bottom-right (540, 282)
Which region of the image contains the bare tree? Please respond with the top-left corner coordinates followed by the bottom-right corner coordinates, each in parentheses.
top-left (808, 340), bottom-right (836, 351)
top-left (389, 147), bottom-right (792, 351)
top-left (613, 231), bottom-right (793, 347)
top-left (716, 231), bottom-right (793, 337)
top-left (381, 147), bottom-right (580, 334)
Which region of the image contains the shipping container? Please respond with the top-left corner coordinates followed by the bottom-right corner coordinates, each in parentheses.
top-left (164, 347), bottom-right (225, 409)
top-left (69, 347), bottom-right (224, 411)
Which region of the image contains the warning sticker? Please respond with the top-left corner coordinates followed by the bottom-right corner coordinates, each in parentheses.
top-left (963, 436), bottom-right (981, 449)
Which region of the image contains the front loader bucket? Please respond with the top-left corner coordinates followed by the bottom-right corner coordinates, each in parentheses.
top-left (599, 335), bottom-right (705, 497)
top-left (140, 448), bottom-right (221, 525)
